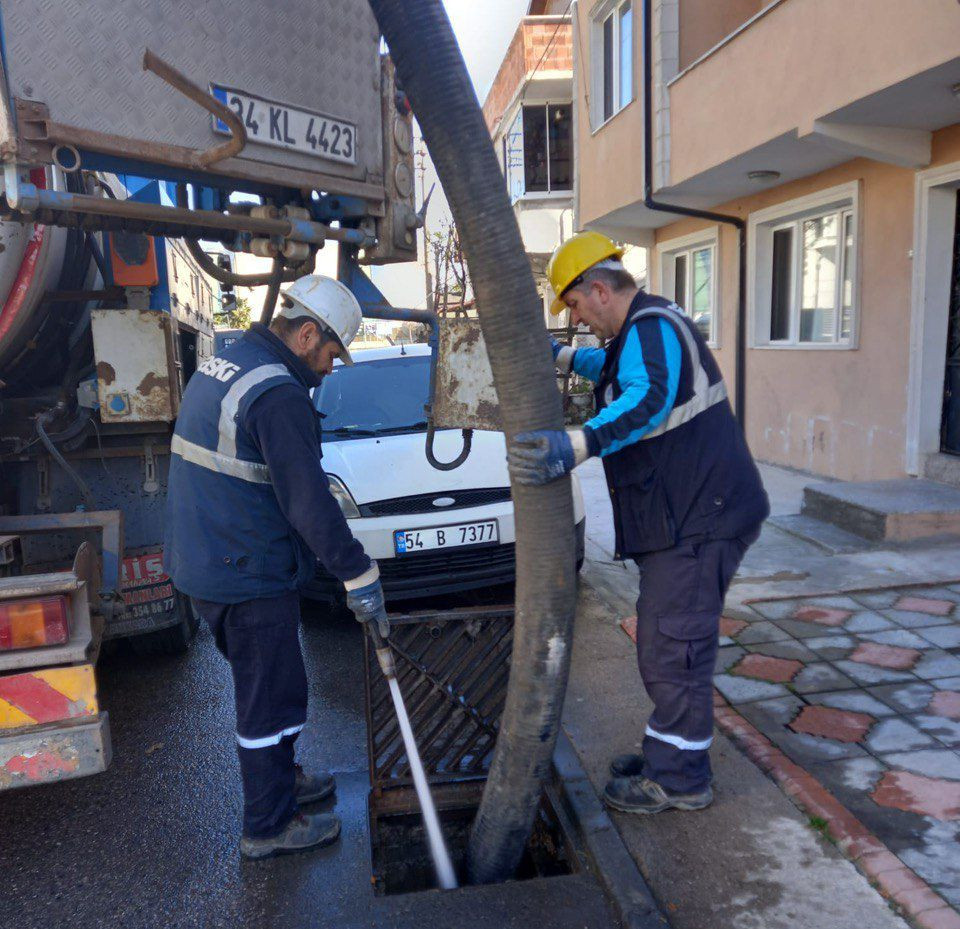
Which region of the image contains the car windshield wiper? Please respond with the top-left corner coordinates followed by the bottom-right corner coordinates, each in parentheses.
top-left (325, 426), bottom-right (381, 437)
top-left (383, 420), bottom-right (428, 432)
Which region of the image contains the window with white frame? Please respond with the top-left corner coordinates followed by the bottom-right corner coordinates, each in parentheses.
top-left (593, 0), bottom-right (634, 126)
top-left (502, 103), bottom-right (573, 203)
top-left (660, 236), bottom-right (718, 345)
top-left (750, 184), bottom-right (859, 348)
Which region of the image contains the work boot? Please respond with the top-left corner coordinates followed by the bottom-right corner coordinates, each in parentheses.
top-left (609, 752), bottom-right (644, 778)
top-left (240, 812), bottom-right (341, 860)
top-left (603, 776), bottom-right (713, 814)
top-left (294, 765), bottom-right (336, 804)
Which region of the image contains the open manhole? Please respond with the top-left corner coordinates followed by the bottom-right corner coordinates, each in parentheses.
top-left (365, 606), bottom-right (579, 895)
top-left (370, 782), bottom-right (578, 896)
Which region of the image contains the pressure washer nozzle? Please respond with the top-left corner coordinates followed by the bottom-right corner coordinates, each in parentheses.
top-left (375, 646), bottom-right (396, 678)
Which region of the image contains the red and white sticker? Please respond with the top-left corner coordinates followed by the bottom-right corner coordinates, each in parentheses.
top-left (121, 552), bottom-right (174, 616)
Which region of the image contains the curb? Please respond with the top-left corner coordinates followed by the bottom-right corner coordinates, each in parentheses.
top-left (553, 730), bottom-right (668, 929)
top-left (713, 691), bottom-right (960, 929)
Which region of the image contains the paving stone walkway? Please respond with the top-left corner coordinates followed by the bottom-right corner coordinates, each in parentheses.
top-left (717, 583), bottom-right (960, 917)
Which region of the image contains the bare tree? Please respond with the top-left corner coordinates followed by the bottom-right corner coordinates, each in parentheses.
top-left (429, 219), bottom-right (473, 317)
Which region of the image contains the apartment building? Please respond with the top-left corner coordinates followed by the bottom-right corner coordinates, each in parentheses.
top-left (573, 0), bottom-right (960, 483)
top-left (483, 2), bottom-right (576, 320)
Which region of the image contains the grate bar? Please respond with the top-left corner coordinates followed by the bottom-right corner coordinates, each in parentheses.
top-left (365, 607), bottom-right (514, 791)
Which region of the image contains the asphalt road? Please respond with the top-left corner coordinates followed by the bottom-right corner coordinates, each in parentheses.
top-left (0, 595), bottom-right (616, 929)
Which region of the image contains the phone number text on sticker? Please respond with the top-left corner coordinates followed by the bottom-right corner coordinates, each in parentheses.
top-left (210, 85), bottom-right (357, 166)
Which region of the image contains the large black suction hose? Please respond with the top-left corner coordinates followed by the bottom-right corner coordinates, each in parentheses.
top-left (366, 0), bottom-right (578, 883)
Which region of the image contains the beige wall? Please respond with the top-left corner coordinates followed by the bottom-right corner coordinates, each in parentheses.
top-left (573, 3), bottom-right (644, 231)
top-left (669, 0), bottom-right (960, 187)
top-left (678, 0), bottom-right (762, 71)
top-left (651, 125), bottom-right (960, 480)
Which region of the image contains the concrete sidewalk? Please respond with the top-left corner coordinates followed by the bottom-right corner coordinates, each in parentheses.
top-left (566, 458), bottom-right (960, 929)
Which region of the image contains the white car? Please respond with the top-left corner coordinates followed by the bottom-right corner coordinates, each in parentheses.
top-left (303, 343), bottom-right (586, 602)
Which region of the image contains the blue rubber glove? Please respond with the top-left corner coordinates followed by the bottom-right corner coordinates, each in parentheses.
top-left (549, 335), bottom-right (563, 360)
top-left (507, 429), bottom-right (576, 485)
top-left (346, 576), bottom-right (390, 639)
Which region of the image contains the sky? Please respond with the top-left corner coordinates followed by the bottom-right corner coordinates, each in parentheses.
top-left (368, 0), bottom-right (531, 311)
top-left (444, 0), bottom-right (531, 102)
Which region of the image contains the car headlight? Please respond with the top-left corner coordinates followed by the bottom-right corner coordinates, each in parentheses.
top-left (327, 475), bottom-right (361, 519)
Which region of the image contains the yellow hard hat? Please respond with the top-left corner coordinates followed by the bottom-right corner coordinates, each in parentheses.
top-left (546, 231), bottom-right (625, 316)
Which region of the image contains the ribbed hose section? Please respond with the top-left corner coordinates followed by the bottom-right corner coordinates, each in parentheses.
top-left (366, 0), bottom-right (578, 884)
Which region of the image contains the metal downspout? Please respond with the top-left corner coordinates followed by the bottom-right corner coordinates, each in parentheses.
top-left (641, 0), bottom-right (747, 424)
top-left (365, 0), bottom-right (578, 884)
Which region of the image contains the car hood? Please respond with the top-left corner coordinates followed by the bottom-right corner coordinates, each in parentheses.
top-left (322, 429), bottom-right (509, 504)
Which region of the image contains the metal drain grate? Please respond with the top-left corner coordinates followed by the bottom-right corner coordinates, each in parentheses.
top-left (365, 605), bottom-right (514, 793)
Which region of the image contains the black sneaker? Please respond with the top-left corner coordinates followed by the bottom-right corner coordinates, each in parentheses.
top-left (294, 765), bottom-right (336, 804)
top-left (609, 752), bottom-right (644, 778)
top-left (603, 776), bottom-right (713, 814)
top-left (240, 812), bottom-right (341, 860)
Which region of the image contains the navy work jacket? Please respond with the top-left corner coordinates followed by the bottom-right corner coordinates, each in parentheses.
top-left (163, 324), bottom-right (368, 603)
top-left (588, 292), bottom-right (769, 558)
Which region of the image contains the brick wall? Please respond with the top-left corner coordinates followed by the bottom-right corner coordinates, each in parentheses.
top-left (482, 16), bottom-right (573, 135)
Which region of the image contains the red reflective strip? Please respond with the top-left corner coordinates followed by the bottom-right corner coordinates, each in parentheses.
top-left (3, 749), bottom-right (78, 780)
top-left (0, 168), bottom-right (48, 343)
top-left (0, 612), bottom-right (9, 650)
top-left (0, 673), bottom-right (75, 723)
top-left (42, 598), bottom-right (69, 643)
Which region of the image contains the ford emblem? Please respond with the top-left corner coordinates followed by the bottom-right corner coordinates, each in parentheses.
top-left (432, 496), bottom-right (456, 507)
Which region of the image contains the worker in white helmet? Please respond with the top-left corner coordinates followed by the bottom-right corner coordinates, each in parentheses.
top-left (163, 275), bottom-right (387, 859)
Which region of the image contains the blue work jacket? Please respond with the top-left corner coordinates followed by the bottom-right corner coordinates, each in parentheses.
top-left (574, 291), bottom-right (769, 557)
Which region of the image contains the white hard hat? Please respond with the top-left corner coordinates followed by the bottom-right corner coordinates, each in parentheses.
top-left (279, 275), bottom-right (363, 366)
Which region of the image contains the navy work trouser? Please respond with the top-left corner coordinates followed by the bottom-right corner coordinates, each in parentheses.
top-left (192, 592), bottom-right (308, 839)
top-left (634, 531), bottom-right (758, 794)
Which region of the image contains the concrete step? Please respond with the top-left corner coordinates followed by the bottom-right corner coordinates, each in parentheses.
top-left (924, 452), bottom-right (960, 487)
top-left (802, 478), bottom-right (960, 543)
top-left (767, 514), bottom-right (871, 554)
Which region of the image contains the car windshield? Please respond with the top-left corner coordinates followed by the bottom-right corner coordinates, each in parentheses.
top-left (314, 354), bottom-right (430, 438)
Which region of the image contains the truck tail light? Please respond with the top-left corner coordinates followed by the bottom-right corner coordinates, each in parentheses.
top-left (0, 596), bottom-right (70, 651)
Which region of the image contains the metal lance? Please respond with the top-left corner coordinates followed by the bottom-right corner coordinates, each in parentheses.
top-left (368, 626), bottom-right (458, 890)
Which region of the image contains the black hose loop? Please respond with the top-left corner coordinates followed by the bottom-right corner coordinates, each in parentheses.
top-left (367, 0), bottom-right (577, 884)
top-left (424, 426), bottom-right (472, 471)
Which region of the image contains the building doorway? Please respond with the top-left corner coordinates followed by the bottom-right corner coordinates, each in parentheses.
top-left (907, 162), bottom-right (960, 480)
top-left (941, 191), bottom-right (960, 456)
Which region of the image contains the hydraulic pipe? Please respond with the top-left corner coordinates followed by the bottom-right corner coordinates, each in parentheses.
top-left (259, 258), bottom-right (285, 326)
top-left (183, 235), bottom-right (311, 287)
top-left (0, 187), bottom-right (375, 249)
top-left (174, 184), bottom-right (314, 286)
top-left (641, 0), bottom-right (747, 423)
top-left (366, 0), bottom-right (578, 884)
top-left (142, 48), bottom-right (247, 168)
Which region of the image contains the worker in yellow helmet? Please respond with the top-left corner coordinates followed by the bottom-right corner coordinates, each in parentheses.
top-left (508, 231), bottom-right (769, 815)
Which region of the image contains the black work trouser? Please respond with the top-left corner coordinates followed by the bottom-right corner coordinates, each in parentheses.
top-left (192, 592), bottom-right (308, 839)
top-left (634, 530), bottom-right (758, 794)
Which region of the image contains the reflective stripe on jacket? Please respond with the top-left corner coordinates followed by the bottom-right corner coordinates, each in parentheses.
top-left (163, 328), bottom-right (320, 602)
top-left (582, 291), bottom-right (769, 557)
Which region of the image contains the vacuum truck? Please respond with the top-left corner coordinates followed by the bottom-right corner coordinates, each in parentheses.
top-left (0, 171), bottom-right (226, 788)
top-left (0, 0), bottom-right (418, 790)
